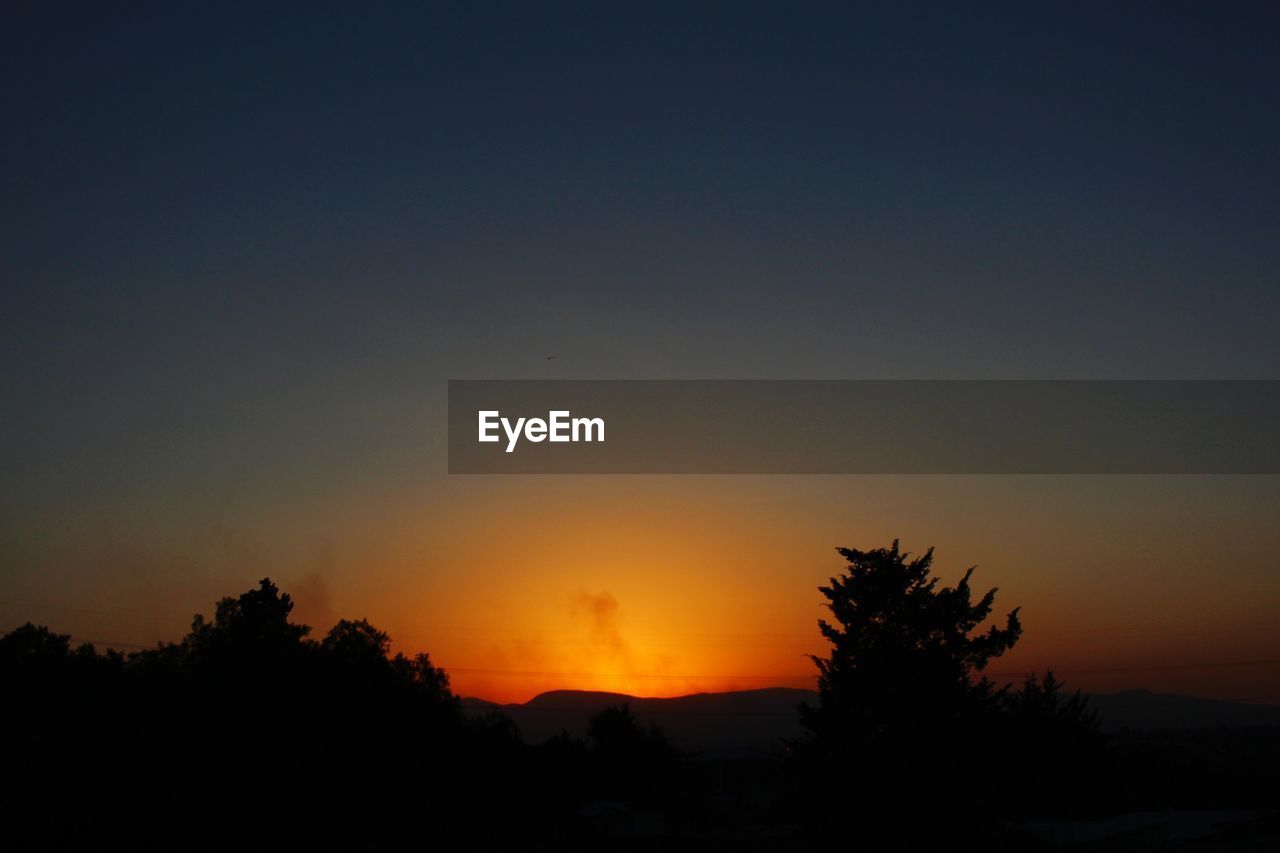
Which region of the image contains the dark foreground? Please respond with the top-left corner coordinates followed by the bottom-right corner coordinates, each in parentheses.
top-left (3, 579), bottom-right (1278, 851)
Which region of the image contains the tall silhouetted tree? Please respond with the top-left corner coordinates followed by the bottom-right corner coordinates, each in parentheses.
top-left (798, 540), bottom-right (1022, 845)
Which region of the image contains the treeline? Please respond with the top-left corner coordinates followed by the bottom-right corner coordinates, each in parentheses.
top-left (3, 552), bottom-right (1278, 850)
top-left (0, 579), bottom-right (687, 849)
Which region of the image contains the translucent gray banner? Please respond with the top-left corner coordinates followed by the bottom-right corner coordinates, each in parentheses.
top-left (447, 381), bottom-right (1280, 474)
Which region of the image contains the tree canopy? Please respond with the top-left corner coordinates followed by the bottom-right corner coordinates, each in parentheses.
top-left (799, 540), bottom-right (1024, 844)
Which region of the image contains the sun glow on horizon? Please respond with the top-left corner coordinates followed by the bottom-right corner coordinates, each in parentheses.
top-left (397, 582), bottom-right (825, 704)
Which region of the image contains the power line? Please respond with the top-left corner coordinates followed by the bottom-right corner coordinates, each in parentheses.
top-left (70, 637), bottom-right (154, 650)
top-left (444, 657), bottom-right (1280, 683)
top-left (467, 698), bottom-right (810, 715)
top-left (446, 667), bottom-right (815, 681)
top-left (986, 658), bottom-right (1280, 677)
top-left (469, 697), bottom-right (1280, 715)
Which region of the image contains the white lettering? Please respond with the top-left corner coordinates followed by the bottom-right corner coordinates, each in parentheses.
top-left (502, 416), bottom-right (526, 453)
top-left (573, 416), bottom-right (605, 443)
top-left (479, 410), bottom-right (605, 453)
top-left (478, 411), bottom-right (500, 443)
top-left (549, 410), bottom-right (571, 442)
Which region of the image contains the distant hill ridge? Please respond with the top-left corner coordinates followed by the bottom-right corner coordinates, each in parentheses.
top-left (463, 686), bottom-right (1280, 752)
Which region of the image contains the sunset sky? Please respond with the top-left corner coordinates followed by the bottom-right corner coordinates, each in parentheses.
top-left (3, 4), bottom-right (1279, 704)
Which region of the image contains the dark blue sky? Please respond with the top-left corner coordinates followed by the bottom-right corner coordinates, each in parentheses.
top-left (3, 4), bottom-right (1280, 661)
top-left (6, 3), bottom-right (1278, 390)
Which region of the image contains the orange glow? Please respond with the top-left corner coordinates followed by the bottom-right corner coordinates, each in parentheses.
top-left (333, 477), bottom-right (1280, 704)
top-left (12, 476), bottom-right (1279, 706)
top-left (373, 488), bottom-right (830, 702)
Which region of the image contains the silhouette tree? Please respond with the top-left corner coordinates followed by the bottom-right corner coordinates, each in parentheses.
top-left (185, 577), bottom-right (311, 669)
top-left (587, 704), bottom-right (671, 759)
top-left (0, 623), bottom-right (117, 706)
top-left (585, 704), bottom-right (678, 804)
top-left (798, 540), bottom-right (1023, 844)
top-left (389, 651), bottom-right (453, 704)
top-left (0, 623), bottom-right (75, 663)
top-left (1004, 670), bottom-right (1105, 817)
top-left (323, 618), bottom-right (392, 666)
top-left (1008, 670), bottom-right (1099, 733)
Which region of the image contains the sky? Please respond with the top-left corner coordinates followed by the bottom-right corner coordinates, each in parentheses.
top-left (3, 3), bottom-right (1279, 703)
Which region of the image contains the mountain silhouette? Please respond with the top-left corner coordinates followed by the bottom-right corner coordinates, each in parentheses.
top-left (464, 687), bottom-right (816, 751)
top-left (464, 686), bottom-right (1280, 751)
top-left (1089, 689), bottom-right (1280, 731)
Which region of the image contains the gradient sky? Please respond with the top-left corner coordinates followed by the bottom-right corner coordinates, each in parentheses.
top-left (3, 3), bottom-right (1279, 703)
